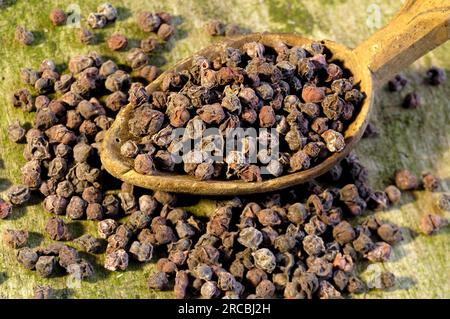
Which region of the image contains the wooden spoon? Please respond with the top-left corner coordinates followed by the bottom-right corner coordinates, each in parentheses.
top-left (101, 0), bottom-right (449, 196)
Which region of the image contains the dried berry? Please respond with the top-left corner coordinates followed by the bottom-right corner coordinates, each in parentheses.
top-left (350, 227), bottom-right (370, 250)
top-left (377, 223), bottom-right (403, 244)
top-left (388, 74), bottom-right (408, 92)
top-left (437, 194), bottom-right (450, 211)
top-left (403, 92), bottom-right (422, 109)
top-left (21, 160), bottom-right (41, 190)
top-left (67, 259), bottom-right (94, 279)
top-left (158, 23), bottom-right (175, 40)
top-left (197, 103), bottom-right (225, 124)
top-left (12, 89), bottom-right (34, 112)
top-left (79, 27), bottom-right (96, 45)
top-left (65, 196), bottom-right (86, 220)
top-left (347, 275), bottom-right (366, 294)
top-left (321, 129), bottom-right (345, 152)
top-left (156, 258), bottom-right (177, 274)
top-left (15, 26), bottom-right (34, 45)
top-left (134, 153), bottom-right (155, 175)
top-left (419, 213), bottom-right (448, 235)
top-left (303, 234), bottom-right (325, 256)
top-left (201, 281), bottom-right (219, 299)
top-left (0, 199), bottom-right (13, 219)
top-left (137, 12), bottom-right (161, 32)
top-left (97, 3), bottom-right (118, 21)
top-left (174, 270), bottom-right (189, 298)
top-left (287, 203), bottom-right (308, 225)
top-left (288, 150), bottom-right (309, 172)
top-left (148, 271), bottom-right (169, 290)
top-left (128, 241), bottom-right (153, 262)
top-left (426, 66), bottom-right (446, 86)
top-left (87, 13), bottom-right (107, 29)
top-left (99, 195), bottom-right (118, 218)
top-left (205, 20), bottom-right (225, 36)
top-left (252, 248), bottom-right (276, 273)
top-left (86, 203), bottom-right (104, 220)
top-left (259, 105), bottom-right (276, 127)
top-left (17, 247), bottom-right (38, 269)
top-left (139, 65), bottom-right (159, 82)
top-left (57, 245), bottom-right (79, 269)
top-left (56, 180), bottom-right (74, 198)
top-left (141, 37), bottom-right (159, 53)
top-left (3, 229), bottom-right (29, 249)
top-left (105, 249), bottom-right (129, 271)
top-left (422, 173), bottom-right (439, 191)
top-left (35, 77), bottom-right (54, 95)
top-left (318, 280), bottom-right (341, 299)
top-left (8, 121), bottom-right (26, 143)
top-left (380, 271), bottom-right (396, 289)
top-left (7, 185), bottom-right (31, 206)
top-left (74, 234), bottom-right (102, 253)
top-left (364, 242), bottom-right (392, 262)
top-left (82, 186), bottom-right (102, 204)
top-left (394, 169), bottom-right (418, 190)
top-left (238, 227), bottom-right (263, 250)
top-left (127, 48), bottom-right (149, 70)
top-left (384, 185), bottom-right (401, 204)
top-left (216, 271), bottom-right (237, 292)
top-left (332, 221), bottom-right (355, 245)
top-left (36, 256), bottom-right (56, 278)
top-left (49, 8), bottom-right (66, 26)
top-left (42, 195), bottom-right (67, 215)
top-left (302, 84), bottom-right (325, 103)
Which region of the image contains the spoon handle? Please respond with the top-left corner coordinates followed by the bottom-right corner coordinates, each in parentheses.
top-left (353, 0), bottom-right (449, 88)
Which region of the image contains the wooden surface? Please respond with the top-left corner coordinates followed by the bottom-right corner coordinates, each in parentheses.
top-left (0, 0), bottom-right (449, 299)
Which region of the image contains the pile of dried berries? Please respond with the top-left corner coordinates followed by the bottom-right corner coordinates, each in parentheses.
top-left (3, 222), bottom-right (101, 279)
top-left (123, 41), bottom-right (364, 182)
top-left (2, 45), bottom-right (171, 286)
top-left (94, 153), bottom-right (409, 299)
top-left (78, 6), bottom-right (174, 53)
top-left (10, 53), bottom-right (132, 218)
top-left (75, 7), bottom-right (172, 82)
top-left (16, 242), bottom-right (94, 280)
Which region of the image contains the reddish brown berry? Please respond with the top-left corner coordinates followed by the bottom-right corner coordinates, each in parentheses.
top-left (107, 34), bottom-right (128, 51)
top-left (49, 8), bottom-right (67, 26)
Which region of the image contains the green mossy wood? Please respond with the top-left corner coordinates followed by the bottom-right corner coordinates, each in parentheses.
top-left (0, 0), bottom-right (448, 298)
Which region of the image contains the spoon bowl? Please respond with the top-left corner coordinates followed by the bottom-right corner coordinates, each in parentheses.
top-left (101, 0), bottom-right (449, 195)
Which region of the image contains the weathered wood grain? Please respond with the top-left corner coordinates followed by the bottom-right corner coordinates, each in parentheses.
top-left (0, 0), bottom-right (448, 298)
